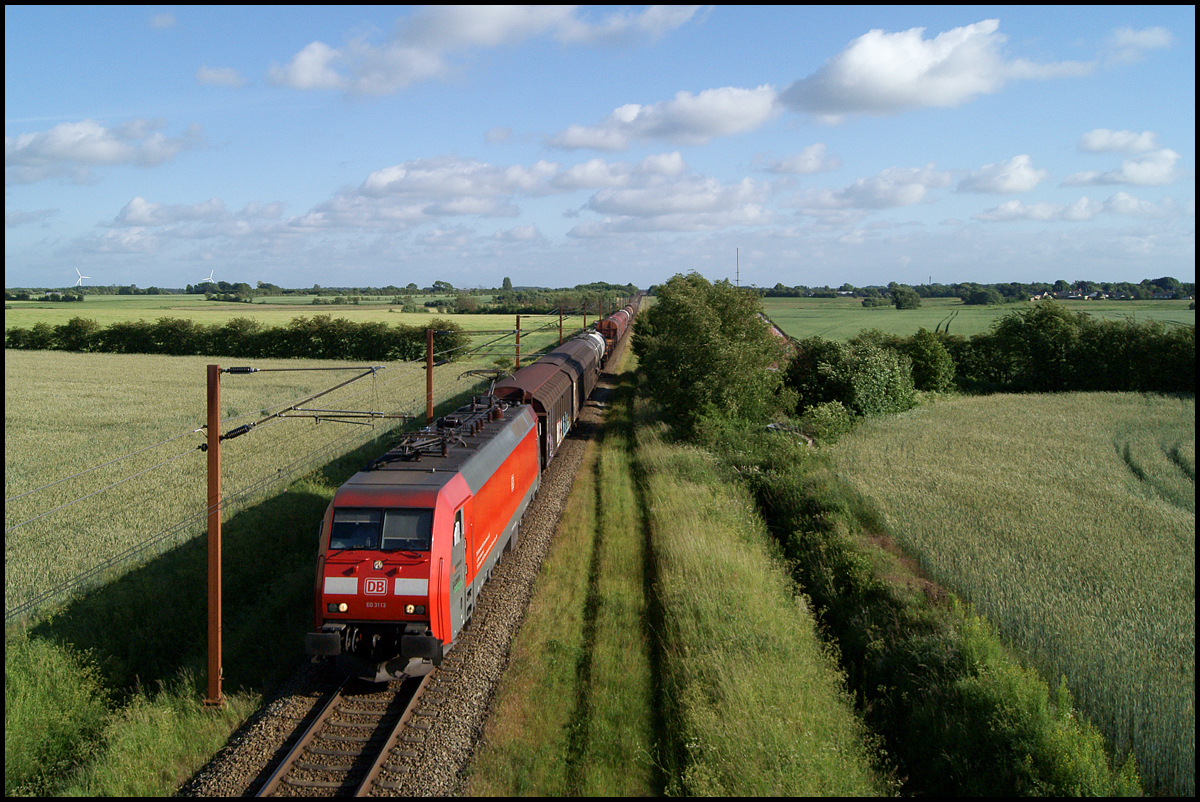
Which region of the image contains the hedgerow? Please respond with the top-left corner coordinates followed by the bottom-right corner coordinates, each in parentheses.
top-left (4, 314), bottom-right (470, 362)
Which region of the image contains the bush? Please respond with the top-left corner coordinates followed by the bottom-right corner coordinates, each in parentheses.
top-left (820, 341), bottom-right (916, 417)
top-left (904, 327), bottom-right (956, 392)
top-left (952, 301), bottom-right (1196, 394)
top-left (5, 633), bottom-right (111, 796)
top-left (891, 285), bottom-right (921, 309)
top-left (798, 401), bottom-right (855, 444)
top-left (54, 317), bottom-right (103, 351)
top-left (965, 287), bottom-right (1004, 305)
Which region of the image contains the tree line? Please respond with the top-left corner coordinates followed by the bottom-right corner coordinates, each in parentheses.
top-left (634, 273), bottom-right (1195, 444)
top-left (753, 276), bottom-right (1193, 302)
top-left (4, 315), bottom-right (471, 363)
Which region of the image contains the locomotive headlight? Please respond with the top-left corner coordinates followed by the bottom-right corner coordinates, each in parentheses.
top-left (373, 560), bottom-right (383, 570)
top-left (405, 604), bottom-right (426, 615)
top-left (327, 602), bottom-right (349, 613)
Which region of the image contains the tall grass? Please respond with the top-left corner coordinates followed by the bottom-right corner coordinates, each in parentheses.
top-left (635, 408), bottom-right (884, 796)
top-left (829, 392), bottom-right (1194, 795)
top-left (5, 627), bottom-right (259, 797)
top-left (5, 634), bottom-right (110, 795)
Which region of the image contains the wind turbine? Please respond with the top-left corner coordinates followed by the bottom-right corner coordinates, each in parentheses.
top-left (200, 269), bottom-right (216, 284)
top-left (74, 268), bottom-right (90, 287)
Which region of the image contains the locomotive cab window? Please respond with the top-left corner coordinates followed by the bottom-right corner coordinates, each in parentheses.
top-left (330, 508), bottom-right (432, 551)
top-left (381, 508), bottom-right (433, 551)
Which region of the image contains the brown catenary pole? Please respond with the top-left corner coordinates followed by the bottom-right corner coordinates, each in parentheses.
top-left (205, 364), bottom-right (224, 707)
top-left (426, 328), bottom-right (434, 424)
top-left (515, 315), bottom-right (521, 369)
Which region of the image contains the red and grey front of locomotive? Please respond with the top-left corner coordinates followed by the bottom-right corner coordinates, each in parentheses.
top-left (305, 404), bottom-right (541, 682)
top-left (305, 473), bottom-right (460, 682)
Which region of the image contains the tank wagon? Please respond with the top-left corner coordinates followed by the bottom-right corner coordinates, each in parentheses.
top-left (305, 310), bottom-right (635, 683)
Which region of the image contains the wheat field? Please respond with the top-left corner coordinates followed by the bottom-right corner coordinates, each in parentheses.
top-left (829, 392), bottom-right (1194, 795)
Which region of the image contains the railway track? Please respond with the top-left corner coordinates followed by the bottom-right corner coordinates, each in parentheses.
top-left (256, 665), bottom-right (443, 796)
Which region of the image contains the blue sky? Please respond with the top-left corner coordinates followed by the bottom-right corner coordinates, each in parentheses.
top-left (5, 5), bottom-right (1194, 291)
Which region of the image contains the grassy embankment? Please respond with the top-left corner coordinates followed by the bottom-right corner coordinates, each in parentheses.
top-left (830, 392), bottom-right (1195, 796)
top-left (466, 351), bottom-right (884, 796)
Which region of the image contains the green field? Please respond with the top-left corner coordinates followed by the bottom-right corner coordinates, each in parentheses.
top-left (3, 293), bottom-right (590, 332)
top-left (761, 296), bottom-right (1195, 342)
top-left (829, 392), bottom-right (1195, 795)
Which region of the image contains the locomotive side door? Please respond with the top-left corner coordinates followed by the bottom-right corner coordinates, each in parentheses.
top-left (449, 508), bottom-right (466, 639)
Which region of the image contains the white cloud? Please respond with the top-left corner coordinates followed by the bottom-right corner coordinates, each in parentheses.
top-left (112, 197), bottom-right (227, 227)
top-left (547, 86), bottom-right (779, 151)
top-left (761, 143), bottom-right (841, 175)
top-left (793, 164), bottom-right (953, 210)
top-left (587, 175), bottom-right (768, 218)
top-left (957, 154), bottom-right (1048, 193)
top-left (1078, 129), bottom-right (1160, 154)
top-left (485, 127), bottom-right (512, 144)
top-left (6, 208), bottom-right (57, 228)
top-left (270, 6), bottom-right (699, 96)
top-left (1062, 148), bottom-right (1181, 187)
top-left (76, 227), bottom-right (162, 254)
top-left (554, 158), bottom-right (634, 191)
top-left (552, 5), bottom-right (704, 45)
top-left (568, 203), bottom-right (772, 236)
top-left (268, 41), bottom-right (347, 90)
top-left (150, 13), bottom-right (176, 29)
top-left (552, 152), bottom-right (686, 191)
top-left (5, 119), bottom-right (203, 184)
top-left (973, 192), bottom-right (1186, 222)
top-left (1107, 26), bottom-right (1174, 64)
top-left (778, 19), bottom-right (1093, 119)
top-left (196, 64), bottom-right (247, 88)
top-left (491, 224), bottom-right (542, 242)
top-left (358, 156), bottom-right (558, 202)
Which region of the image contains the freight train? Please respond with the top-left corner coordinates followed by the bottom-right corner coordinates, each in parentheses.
top-left (305, 298), bottom-right (639, 682)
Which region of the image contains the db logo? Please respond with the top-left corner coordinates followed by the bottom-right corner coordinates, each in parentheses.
top-left (364, 578), bottom-right (387, 596)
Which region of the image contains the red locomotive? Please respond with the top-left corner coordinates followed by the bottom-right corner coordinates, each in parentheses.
top-left (305, 305), bottom-right (636, 683)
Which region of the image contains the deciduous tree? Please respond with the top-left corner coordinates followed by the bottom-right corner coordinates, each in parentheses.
top-left (632, 272), bottom-right (793, 435)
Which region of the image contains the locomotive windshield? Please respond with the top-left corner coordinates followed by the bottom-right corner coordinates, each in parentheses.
top-left (330, 508), bottom-right (433, 552)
